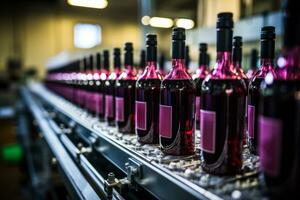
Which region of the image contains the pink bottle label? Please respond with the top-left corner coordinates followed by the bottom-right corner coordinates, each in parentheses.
top-left (200, 109), bottom-right (216, 153)
top-left (86, 92), bottom-right (91, 110)
top-left (90, 93), bottom-right (97, 113)
top-left (259, 116), bottom-right (282, 177)
top-left (195, 96), bottom-right (201, 121)
top-left (92, 93), bottom-right (103, 114)
top-left (247, 105), bottom-right (255, 138)
top-left (78, 90), bottom-right (82, 105)
top-left (115, 97), bottom-right (124, 122)
top-left (105, 95), bottom-right (114, 118)
top-left (99, 93), bottom-right (104, 114)
top-left (135, 101), bottom-right (147, 130)
top-left (159, 105), bottom-right (172, 138)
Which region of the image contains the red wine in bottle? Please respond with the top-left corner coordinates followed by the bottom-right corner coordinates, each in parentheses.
top-left (136, 34), bottom-right (162, 144)
top-left (259, 0), bottom-right (300, 196)
top-left (105, 48), bottom-right (121, 126)
top-left (115, 43), bottom-right (137, 133)
top-left (159, 28), bottom-right (196, 155)
top-left (247, 26), bottom-right (276, 155)
top-left (200, 13), bottom-right (247, 175)
top-left (193, 43), bottom-right (209, 130)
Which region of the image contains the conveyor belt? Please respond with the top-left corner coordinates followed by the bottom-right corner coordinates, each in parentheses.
top-left (25, 83), bottom-right (265, 200)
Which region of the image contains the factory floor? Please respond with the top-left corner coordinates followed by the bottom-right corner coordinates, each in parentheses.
top-left (0, 118), bottom-right (26, 200)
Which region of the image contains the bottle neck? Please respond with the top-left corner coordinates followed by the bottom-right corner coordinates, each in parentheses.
top-left (172, 58), bottom-right (185, 70)
top-left (261, 39), bottom-right (275, 61)
top-left (172, 40), bottom-right (185, 59)
top-left (125, 52), bottom-right (133, 67)
top-left (232, 47), bottom-right (242, 68)
top-left (104, 59), bottom-right (110, 71)
top-left (217, 28), bottom-right (233, 52)
top-left (232, 60), bottom-right (241, 69)
top-left (199, 52), bottom-right (208, 66)
top-left (125, 65), bottom-right (133, 71)
top-left (216, 51), bottom-right (232, 70)
top-left (146, 45), bottom-right (157, 69)
top-left (260, 58), bottom-right (274, 67)
top-left (215, 27), bottom-right (233, 73)
top-left (147, 61), bottom-right (157, 71)
top-left (139, 61), bottom-right (159, 79)
top-left (199, 64), bottom-right (207, 70)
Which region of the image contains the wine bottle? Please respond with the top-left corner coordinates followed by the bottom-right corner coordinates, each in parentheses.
top-left (193, 43), bottom-right (209, 130)
top-left (248, 26), bottom-right (276, 155)
top-left (115, 43), bottom-right (137, 133)
top-left (105, 48), bottom-right (121, 126)
top-left (259, 0), bottom-right (300, 196)
top-left (200, 13), bottom-right (247, 175)
top-left (159, 28), bottom-right (196, 155)
top-left (136, 34), bottom-right (162, 144)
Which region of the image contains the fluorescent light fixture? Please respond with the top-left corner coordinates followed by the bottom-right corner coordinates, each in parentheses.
top-left (67, 0), bottom-right (108, 9)
top-left (141, 16), bottom-right (151, 25)
top-left (175, 18), bottom-right (195, 29)
top-left (74, 23), bottom-right (101, 49)
top-left (149, 17), bottom-right (173, 28)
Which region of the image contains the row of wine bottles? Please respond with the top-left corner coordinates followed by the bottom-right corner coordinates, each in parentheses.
top-left (45, 0), bottom-right (300, 196)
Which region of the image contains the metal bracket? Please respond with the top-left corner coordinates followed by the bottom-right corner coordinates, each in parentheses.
top-left (125, 158), bottom-right (143, 190)
top-left (104, 158), bottom-right (143, 199)
top-left (104, 172), bottom-right (129, 200)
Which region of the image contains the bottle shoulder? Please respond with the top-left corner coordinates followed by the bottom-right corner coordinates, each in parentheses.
top-left (161, 78), bottom-right (196, 90)
top-left (202, 76), bottom-right (247, 94)
top-left (136, 78), bottom-right (161, 88)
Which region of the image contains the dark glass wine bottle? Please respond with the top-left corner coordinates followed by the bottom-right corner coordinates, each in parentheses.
top-left (159, 28), bottom-right (196, 155)
top-left (200, 13), bottom-right (247, 175)
top-left (259, 0), bottom-right (300, 196)
top-left (247, 26), bottom-right (276, 155)
top-left (136, 34), bottom-right (162, 144)
top-left (193, 43), bottom-right (209, 130)
top-left (115, 43), bottom-right (137, 133)
top-left (105, 48), bottom-right (121, 126)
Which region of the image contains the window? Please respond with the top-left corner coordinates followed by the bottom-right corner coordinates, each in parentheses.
top-left (74, 23), bottom-right (101, 48)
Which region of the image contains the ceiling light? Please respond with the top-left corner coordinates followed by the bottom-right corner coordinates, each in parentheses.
top-left (175, 18), bottom-right (195, 29)
top-left (141, 16), bottom-right (151, 25)
top-left (67, 0), bottom-right (108, 9)
top-left (149, 17), bottom-right (173, 28)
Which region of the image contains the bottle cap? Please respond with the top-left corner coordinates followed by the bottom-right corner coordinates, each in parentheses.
top-left (217, 12), bottom-right (233, 28)
top-left (172, 27), bottom-right (186, 40)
